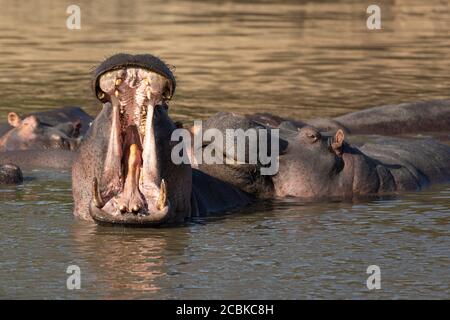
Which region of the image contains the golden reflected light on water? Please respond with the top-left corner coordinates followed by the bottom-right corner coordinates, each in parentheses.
top-left (0, 0), bottom-right (449, 123)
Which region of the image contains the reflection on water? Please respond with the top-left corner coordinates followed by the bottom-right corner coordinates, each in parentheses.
top-left (0, 0), bottom-right (450, 122)
top-left (0, 0), bottom-right (449, 299)
top-left (70, 224), bottom-right (170, 297)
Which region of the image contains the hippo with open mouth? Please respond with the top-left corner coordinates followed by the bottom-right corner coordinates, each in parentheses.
top-left (72, 53), bottom-right (250, 226)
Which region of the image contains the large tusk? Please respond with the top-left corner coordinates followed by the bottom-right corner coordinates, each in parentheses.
top-left (92, 177), bottom-right (104, 208)
top-left (141, 99), bottom-right (160, 188)
top-left (156, 179), bottom-right (167, 210)
top-left (101, 100), bottom-right (123, 190)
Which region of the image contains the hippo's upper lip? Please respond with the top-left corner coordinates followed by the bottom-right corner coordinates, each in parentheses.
top-left (93, 53), bottom-right (176, 104)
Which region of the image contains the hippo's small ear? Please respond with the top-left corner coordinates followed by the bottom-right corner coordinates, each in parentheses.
top-left (8, 112), bottom-right (22, 127)
top-left (332, 129), bottom-right (345, 156)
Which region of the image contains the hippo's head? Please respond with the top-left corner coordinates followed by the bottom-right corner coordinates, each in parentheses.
top-left (273, 126), bottom-right (349, 198)
top-left (0, 112), bottom-right (81, 151)
top-left (87, 53), bottom-right (192, 226)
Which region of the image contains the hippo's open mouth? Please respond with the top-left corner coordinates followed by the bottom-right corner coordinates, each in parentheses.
top-left (89, 55), bottom-right (178, 226)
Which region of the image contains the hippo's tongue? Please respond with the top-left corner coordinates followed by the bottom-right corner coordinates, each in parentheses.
top-left (115, 144), bottom-right (144, 213)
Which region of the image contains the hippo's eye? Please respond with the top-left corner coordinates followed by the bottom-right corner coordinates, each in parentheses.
top-left (306, 132), bottom-right (320, 143)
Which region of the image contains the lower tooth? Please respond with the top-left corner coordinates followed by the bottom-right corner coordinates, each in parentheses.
top-left (92, 177), bottom-right (104, 208)
top-left (156, 179), bottom-right (167, 210)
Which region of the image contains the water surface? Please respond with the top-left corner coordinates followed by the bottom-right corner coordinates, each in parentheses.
top-left (0, 0), bottom-right (449, 299)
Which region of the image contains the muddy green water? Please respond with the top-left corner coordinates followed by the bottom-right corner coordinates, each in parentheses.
top-left (0, 0), bottom-right (449, 299)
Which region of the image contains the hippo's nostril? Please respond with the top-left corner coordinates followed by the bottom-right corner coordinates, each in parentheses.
top-left (131, 205), bottom-right (140, 213)
top-left (119, 204), bottom-right (127, 213)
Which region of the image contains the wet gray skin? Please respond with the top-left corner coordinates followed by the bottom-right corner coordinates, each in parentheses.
top-left (0, 112), bottom-right (81, 152)
top-left (0, 150), bottom-right (76, 170)
top-left (193, 112), bottom-right (288, 198)
top-left (72, 54), bottom-right (250, 226)
top-left (0, 163), bottom-right (23, 184)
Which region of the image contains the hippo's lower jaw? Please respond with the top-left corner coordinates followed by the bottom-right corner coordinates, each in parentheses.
top-left (89, 202), bottom-right (170, 226)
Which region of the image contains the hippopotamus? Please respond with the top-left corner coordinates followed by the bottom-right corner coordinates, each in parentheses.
top-left (0, 106), bottom-right (92, 137)
top-left (196, 112), bottom-right (450, 199)
top-left (0, 106), bottom-right (93, 172)
top-left (0, 163), bottom-right (23, 184)
top-left (0, 106), bottom-right (93, 152)
top-left (72, 53), bottom-right (250, 226)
